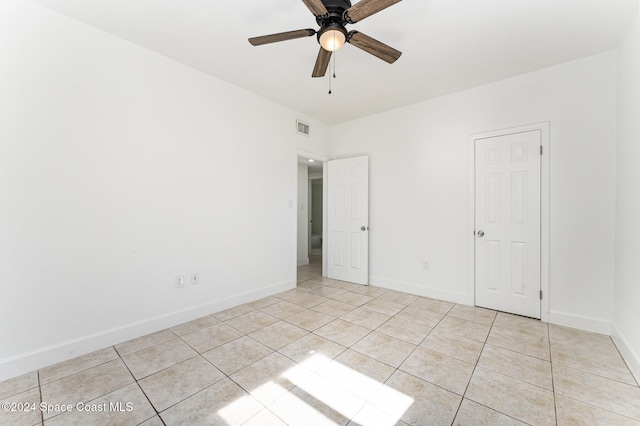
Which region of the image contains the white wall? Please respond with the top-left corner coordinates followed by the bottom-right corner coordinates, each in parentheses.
top-left (297, 164), bottom-right (309, 266)
top-left (328, 52), bottom-right (618, 333)
top-left (0, 0), bottom-right (328, 380)
top-left (613, 1), bottom-right (640, 382)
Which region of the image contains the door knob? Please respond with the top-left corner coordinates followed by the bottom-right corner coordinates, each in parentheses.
top-left (477, 230), bottom-right (485, 237)
top-left (361, 226), bottom-right (367, 231)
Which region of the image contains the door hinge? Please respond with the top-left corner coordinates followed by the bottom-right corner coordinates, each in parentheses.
top-left (540, 146), bottom-right (543, 155)
top-left (540, 290), bottom-right (543, 300)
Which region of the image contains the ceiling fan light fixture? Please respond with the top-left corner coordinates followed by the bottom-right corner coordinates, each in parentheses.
top-left (318, 26), bottom-right (347, 51)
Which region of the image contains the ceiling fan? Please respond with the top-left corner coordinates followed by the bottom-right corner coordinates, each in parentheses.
top-left (248, 0), bottom-right (403, 78)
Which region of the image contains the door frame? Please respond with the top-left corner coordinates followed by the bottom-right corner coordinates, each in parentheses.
top-left (467, 123), bottom-right (550, 322)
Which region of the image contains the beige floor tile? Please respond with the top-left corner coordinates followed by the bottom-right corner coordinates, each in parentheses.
top-left (453, 399), bottom-right (526, 425)
top-left (312, 276), bottom-right (338, 285)
top-left (421, 329), bottom-right (484, 364)
top-left (276, 290), bottom-right (328, 308)
top-left (284, 309), bottom-right (335, 331)
top-left (258, 301), bottom-right (307, 320)
top-left (555, 394), bottom-right (640, 426)
top-left (553, 365), bottom-right (640, 420)
top-left (212, 304), bottom-right (255, 321)
top-left (0, 371), bottom-right (38, 399)
top-left (122, 336), bottom-right (197, 379)
top-left (247, 295), bottom-right (281, 309)
top-left (325, 281), bottom-right (368, 292)
top-left (39, 347), bottom-right (119, 385)
top-left (409, 297), bottom-right (455, 315)
top-left (0, 387), bottom-right (41, 426)
top-left (492, 312), bottom-right (548, 337)
top-left (341, 308), bottom-right (390, 330)
top-left (230, 352), bottom-right (310, 405)
top-left (160, 377), bottom-right (263, 425)
top-left (362, 299), bottom-right (406, 316)
top-left (351, 332), bottom-right (416, 368)
top-left (40, 359), bottom-right (134, 420)
top-left (138, 355), bottom-right (225, 412)
top-left (447, 304), bottom-right (497, 325)
top-left (314, 319), bottom-right (371, 347)
top-left (370, 370), bottom-right (461, 426)
top-left (348, 285), bottom-right (388, 298)
top-left (225, 310), bottom-right (279, 333)
top-left (478, 344), bottom-right (553, 390)
top-left (202, 335), bottom-right (273, 375)
top-left (169, 315), bottom-right (220, 336)
top-left (394, 306), bottom-right (444, 328)
top-left (486, 325), bottom-right (550, 360)
top-left (138, 415), bottom-right (165, 426)
top-left (180, 322), bottom-right (243, 353)
top-left (399, 347), bottom-right (474, 395)
top-left (348, 403), bottom-right (410, 426)
top-left (318, 350), bottom-right (396, 400)
top-left (312, 300), bottom-right (357, 317)
top-left (249, 321), bottom-right (308, 350)
top-left (243, 409), bottom-right (288, 426)
top-left (114, 329), bottom-right (175, 357)
top-left (279, 334), bottom-right (346, 372)
top-left (374, 290), bottom-right (419, 306)
top-left (297, 280), bottom-right (324, 292)
top-left (433, 316), bottom-right (491, 342)
top-left (269, 372), bottom-right (366, 425)
top-left (334, 292), bottom-right (375, 307)
top-left (44, 383), bottom-right (155, 426)
top-left (550, 324), bottom-right (636, 385)
top-left (375, 317), bottom-right (432, 345)
top-left (307, 286), bottom-right (348, 299)
top-left (466, 367), bottom-right (556, 425)
top-left (267, 391), bottom-right (347, 426)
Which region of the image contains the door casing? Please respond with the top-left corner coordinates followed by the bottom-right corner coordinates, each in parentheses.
top-left (468, 123), bottom-right (550, 322)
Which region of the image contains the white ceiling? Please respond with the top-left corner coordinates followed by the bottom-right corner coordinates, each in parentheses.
top-left (29, 0), bottom-right (636, 124)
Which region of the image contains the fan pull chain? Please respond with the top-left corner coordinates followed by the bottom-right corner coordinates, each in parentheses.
top-left (328, 50), bottom-right (337, 95)
top-left (333, 46), bottom-right (337, 78)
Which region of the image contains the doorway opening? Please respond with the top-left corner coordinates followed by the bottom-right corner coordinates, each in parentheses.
top-left (297, 154), bottom-right (325, 279)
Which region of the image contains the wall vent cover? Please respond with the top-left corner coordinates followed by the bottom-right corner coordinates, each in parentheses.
top-left (296, 120), bottom-right (310, 136)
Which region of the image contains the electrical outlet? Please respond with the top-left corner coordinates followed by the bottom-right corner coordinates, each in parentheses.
top-left (422, 261), bottom-right (430, 271)
top-left (175, 275), bottom-right (185, 288)
top-left (191, 273), bottom-right (200, 285)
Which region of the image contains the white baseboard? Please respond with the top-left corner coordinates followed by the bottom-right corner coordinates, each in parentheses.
top-left (547, 310), bottom-right (612, 335)
top-left (369, 276), bottom-right (473, 305)
top-left (0, 279), bottom-right (295, 382)
top-left (611, 324), bottom-right (640, 385)
top-left (297, 258), bottom-right (310, 266)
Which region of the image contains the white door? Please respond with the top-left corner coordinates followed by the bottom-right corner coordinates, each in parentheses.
top-left (475, 130), bottom-right (541, 318)
top-left (327, 156), bottom-right (369, 285)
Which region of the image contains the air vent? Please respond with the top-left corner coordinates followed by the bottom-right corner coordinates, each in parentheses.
top-left (296, 120), bottom-right (310, 136)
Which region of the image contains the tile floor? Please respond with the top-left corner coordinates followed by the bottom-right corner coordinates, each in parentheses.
top-left (2, 256), bottom-right (639, 425)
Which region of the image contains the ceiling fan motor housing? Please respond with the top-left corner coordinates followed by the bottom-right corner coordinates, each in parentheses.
top-left (316, 0), bottom-right (351, 45)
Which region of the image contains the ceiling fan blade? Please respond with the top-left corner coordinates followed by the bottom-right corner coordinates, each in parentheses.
top-left (348, 31), bottom-right (401, 63)
top-left (249, 29), bottom-right (316, 46)
top-left (344, 0), bottom-right (402, 23)
top-left (312, 47), bottom-right (332, 78)
top-left (301, 0), bottom-right (329, 17)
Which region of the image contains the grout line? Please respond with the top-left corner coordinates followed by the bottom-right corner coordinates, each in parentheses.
top-left (547, 322), bottom-right (559, 424)
top-left (37, 370), bottom-right (44, 425)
